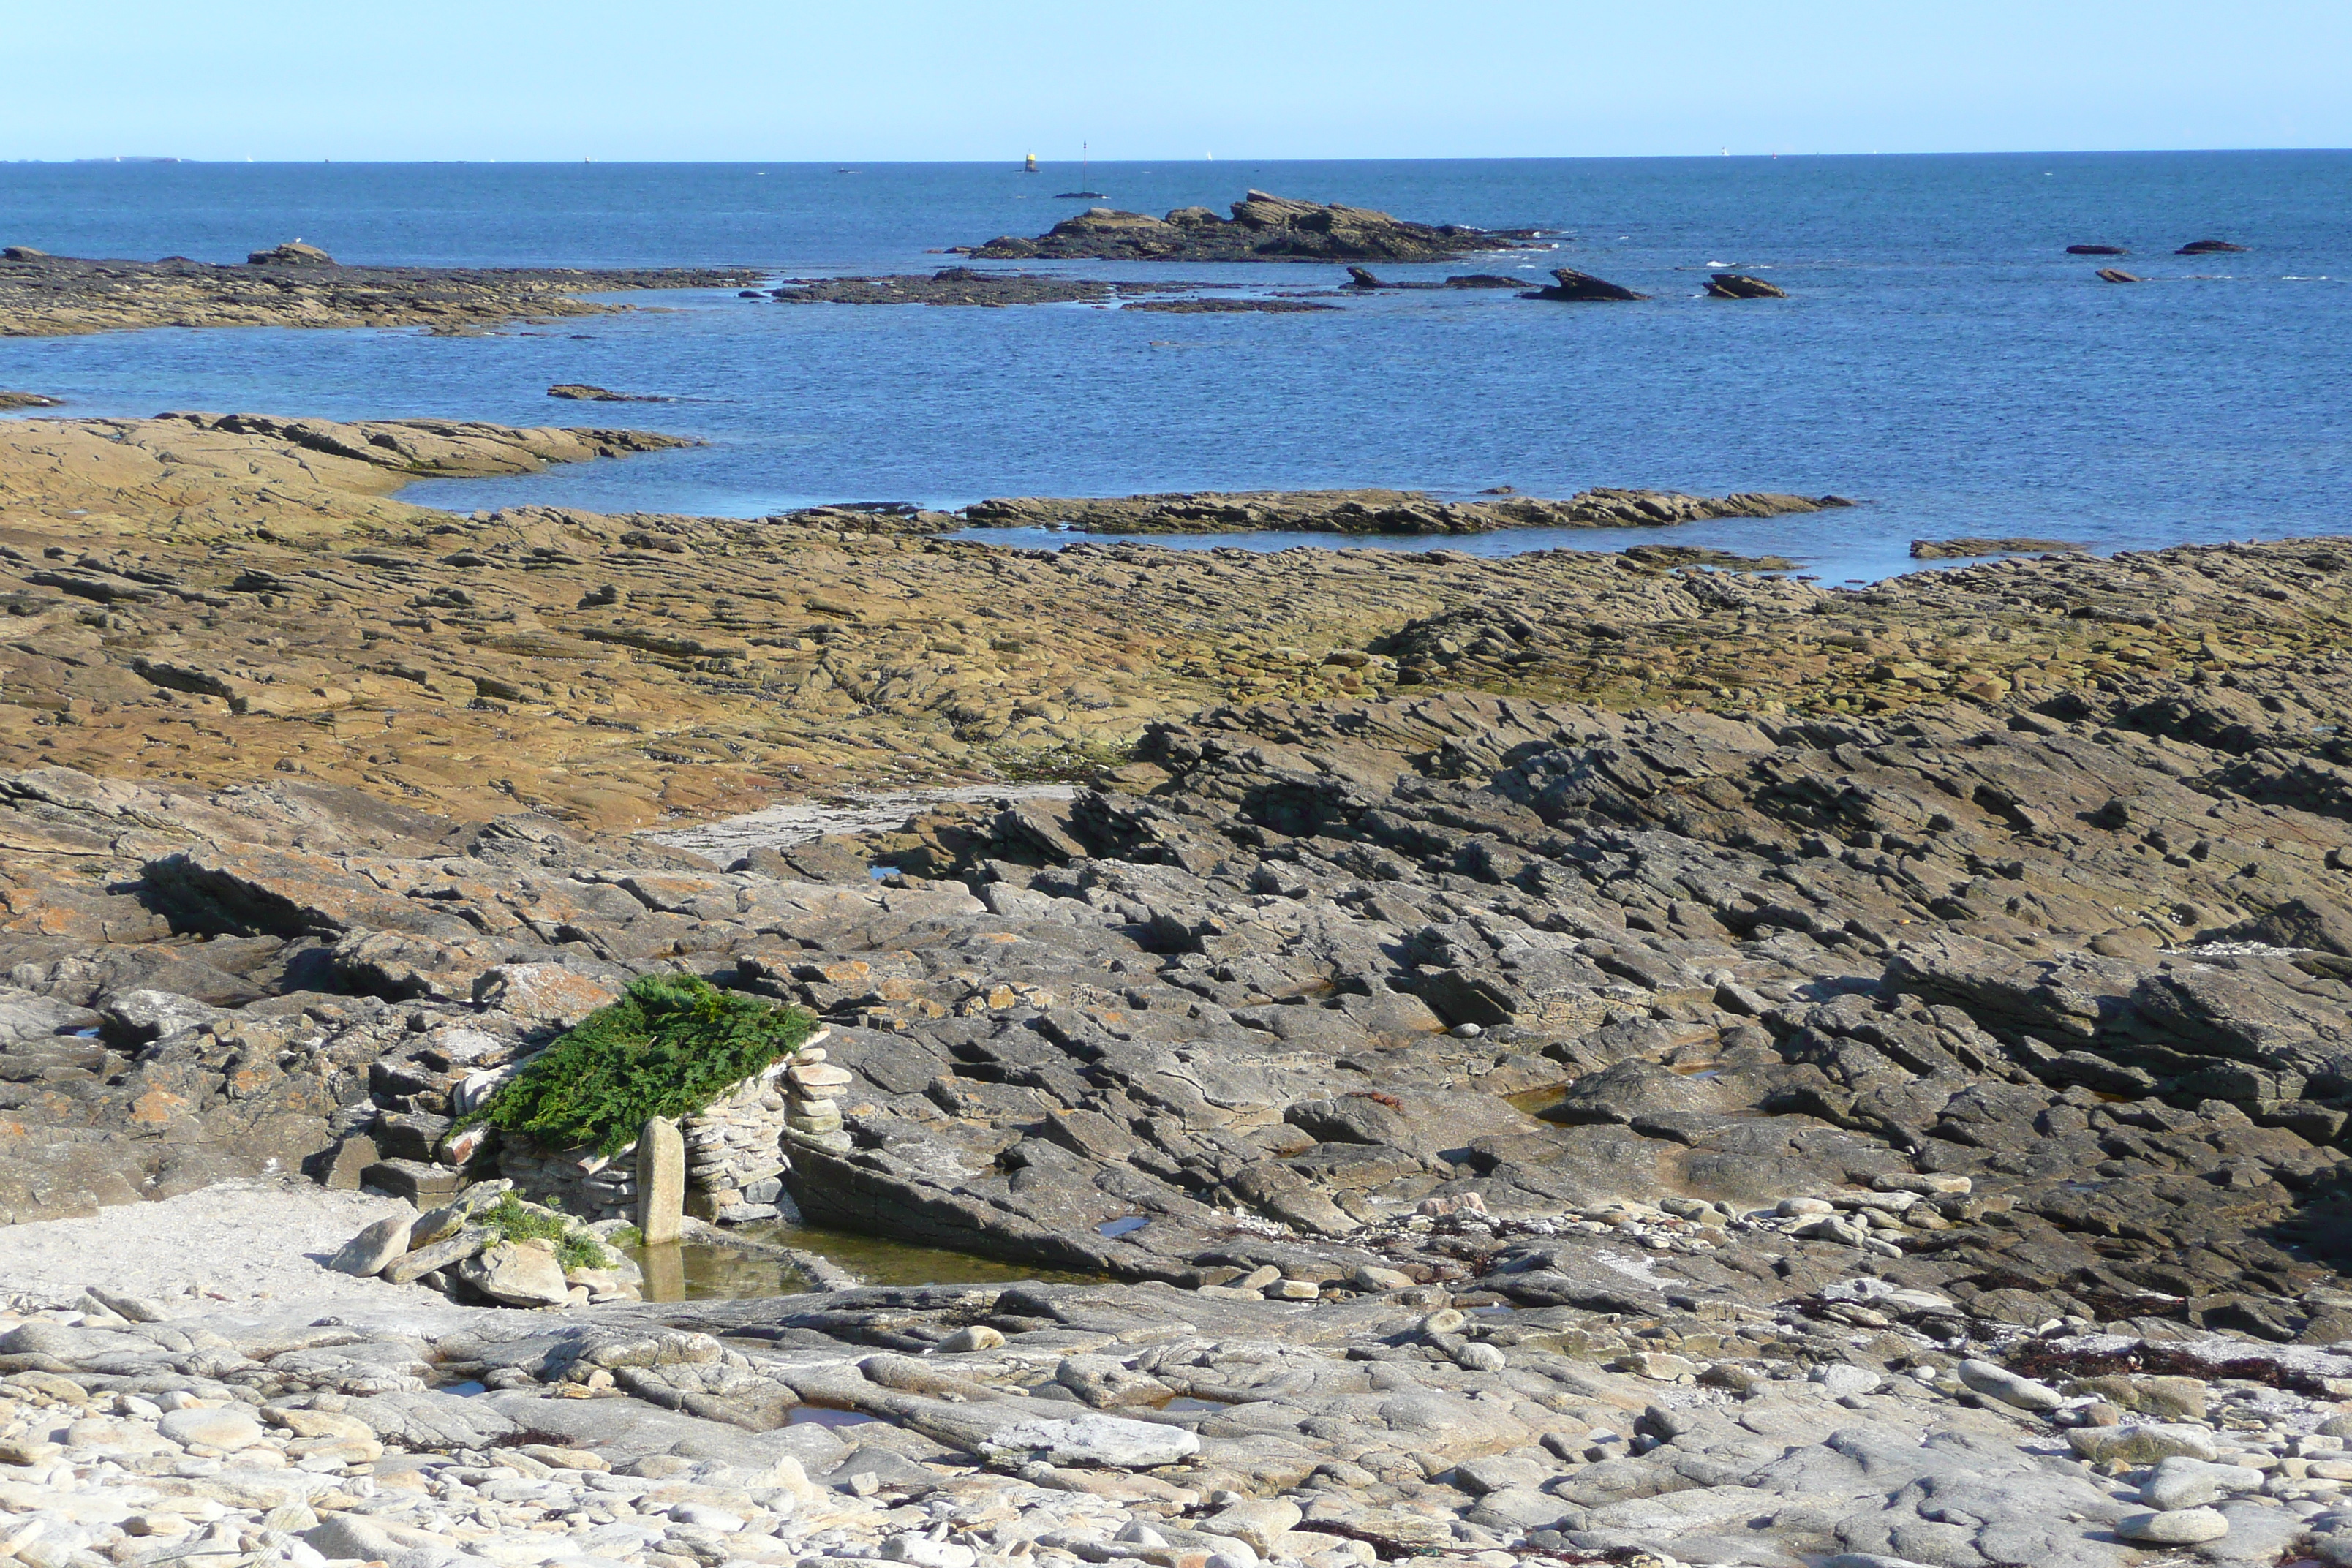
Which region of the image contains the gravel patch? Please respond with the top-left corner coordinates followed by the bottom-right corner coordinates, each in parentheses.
top-left (0, 1177), bottom-right (434, 1311)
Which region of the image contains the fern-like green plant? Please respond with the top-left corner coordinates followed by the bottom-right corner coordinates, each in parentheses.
top-left (465, 974), bottom-right (813, 1158)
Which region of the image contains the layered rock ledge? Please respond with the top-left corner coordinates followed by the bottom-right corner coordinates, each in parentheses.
top-left (0, 250), bottom-right (760, 337)
top-left (962, 192), bottom-right (1540, 264)
top-left (962, 489), bottom-right (1850, 536)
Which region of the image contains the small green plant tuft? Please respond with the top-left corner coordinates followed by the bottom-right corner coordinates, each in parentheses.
top-left (556, 1232), bottom-right (613, 1271)
top-left (480, 1191), bottom-right (568, 1245)
top-left (478, 1192), bottom-right (614, 1271)
top-left (464, 973), bottom-right (813, 1158)
top-left (605, 1224), bottom-right (642, 1251)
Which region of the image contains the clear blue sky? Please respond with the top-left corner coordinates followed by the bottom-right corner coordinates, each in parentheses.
top-left (4, 0), bottom-right (2345, 162)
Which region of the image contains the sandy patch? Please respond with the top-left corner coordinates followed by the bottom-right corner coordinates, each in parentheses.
top-left (0, 1177), bottom-right (434, 1312)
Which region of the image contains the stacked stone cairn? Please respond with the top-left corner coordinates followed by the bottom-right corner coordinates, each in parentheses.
top-left (682, 1061), bottom-right (793, 1224)
top-left (783, 1038), bottom-right (853, 1153)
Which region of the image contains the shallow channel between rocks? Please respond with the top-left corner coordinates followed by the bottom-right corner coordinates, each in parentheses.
top-left (629, 1222), bottom-right (1101, 1301)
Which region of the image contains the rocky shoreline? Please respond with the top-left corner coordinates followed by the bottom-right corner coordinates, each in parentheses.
top-left (0, 249), bottom-right (760, 337)
top-left (10, 396), bottom-right (2352, 1568)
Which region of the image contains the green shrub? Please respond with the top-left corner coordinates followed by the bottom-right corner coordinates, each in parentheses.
top-left (466, 974), bottom-right (814, 1158)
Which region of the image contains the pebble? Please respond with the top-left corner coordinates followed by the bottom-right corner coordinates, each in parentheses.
top-left (2117, 1507), bottom-right (2231, 1544)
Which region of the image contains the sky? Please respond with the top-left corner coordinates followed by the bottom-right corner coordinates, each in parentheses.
top-left (2, 0), bottom-right (2347, 162)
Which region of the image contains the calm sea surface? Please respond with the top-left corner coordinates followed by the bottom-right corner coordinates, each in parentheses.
top-left (1, 154), bottom-right (2345, 581)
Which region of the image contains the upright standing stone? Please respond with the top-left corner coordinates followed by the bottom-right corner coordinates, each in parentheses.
top-left (637, 1116), bottom-right (685, 1245)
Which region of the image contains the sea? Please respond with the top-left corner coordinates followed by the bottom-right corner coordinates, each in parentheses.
top-left (1, 153), bottom-right (2346, 583)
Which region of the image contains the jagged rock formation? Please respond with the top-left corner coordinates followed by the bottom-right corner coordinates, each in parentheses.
top-left (1705, 274), bottom-right (1787, 299)
top-left (0, 249), bottom-right (759, 336)
top-left (963, 191), bottom-right (1539, 264)
top-left (1523, 268), bottom-right (1648, 302)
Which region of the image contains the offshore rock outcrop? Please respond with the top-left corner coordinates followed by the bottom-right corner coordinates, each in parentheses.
top-left (0, 249), bottom-right (760, 336)
top-left (963, 190), bottom-right (1540, 264)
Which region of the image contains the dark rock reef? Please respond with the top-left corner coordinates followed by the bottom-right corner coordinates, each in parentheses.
top-left (2068, 244), bottom-right (2129, 255)
top-left (2097, 269), bottom-right (2142, 284)
top-left (1342, 268), bottom-right (1522, 290)
top-left (0, 249), bottom-right (761, 337)
top-left (2178, 239), bottom-right (2250, 255)
top-left (962, 190), bottom-right (1539, 264)
top-left (0, 391), bottom-right (62, 410)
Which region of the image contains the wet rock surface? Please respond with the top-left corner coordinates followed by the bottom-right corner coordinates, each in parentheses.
top-left (0, 250), bottom-right (758, 337)
top-left (962, 191), bottom-right (1539, 264)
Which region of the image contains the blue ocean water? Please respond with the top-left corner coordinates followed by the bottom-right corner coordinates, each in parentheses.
top-left (1, 154), bottom-right (2345, 581)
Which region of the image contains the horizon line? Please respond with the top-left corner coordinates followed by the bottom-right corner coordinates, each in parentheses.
top-left (7, 146), bottom-right (2351, 167)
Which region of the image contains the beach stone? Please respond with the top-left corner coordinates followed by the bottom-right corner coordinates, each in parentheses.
top-left (938, 1325), bottom-right (1006, 1353)
top-left (669, 1505), bottom-right (745, 1532)
top-left (2140, 1456), bottom-right (2264, 1509)
top-left (327, 1213), bottom-right (413, 1275)
top-left (1199, 1499), bottom-right (1303, 1555)
top-left (2067, 1422), bottom-right (2220, 1465)
top-left (459, 1240), bottom-right (571, 1308)
top-left (1811, 1364), bottom-right (1885, 1398)
top-left (158, 1406), bottom-right (265, 1452)
top-left (1956, 1358), bottom-right (2062, 1411)
top-left (2117, 1507), bottom-right (2229, 1545)
top-left (384, 1225), bottom-right (490, 1285)
top-left (883, 1539), bottom-right (976, 1568)
top-left (979, 1413), bottom-right (1201, 1469)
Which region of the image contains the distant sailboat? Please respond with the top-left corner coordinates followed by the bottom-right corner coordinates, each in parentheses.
top-left (1055, 141), bottom-right (1105, 200)
top-left (1023, 151), bottom-right (1039, 173)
